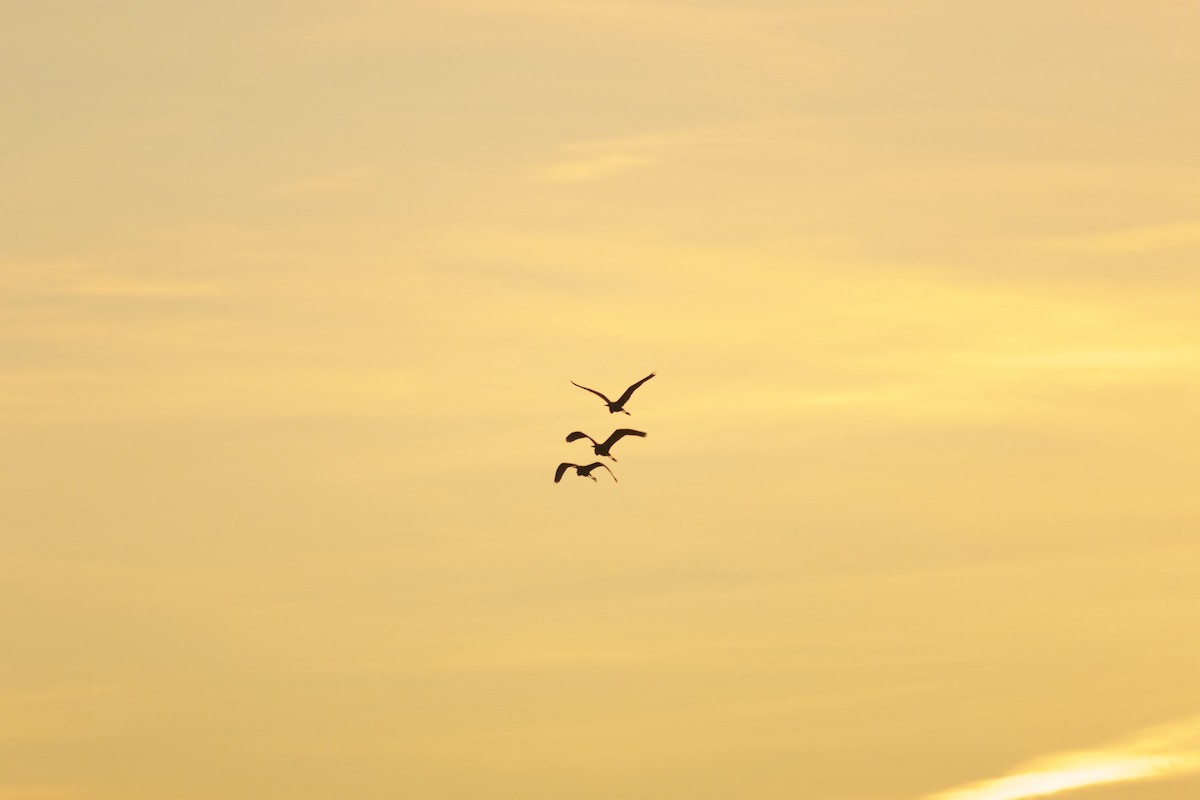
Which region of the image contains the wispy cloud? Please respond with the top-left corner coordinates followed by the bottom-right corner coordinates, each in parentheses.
top-left (454, 0), bottom-right (790, 43)
top-left (280, 0), bottom-right (814, 49)
top-left (270, 166), bottom-right (376, 197)
top-left (0, 685), bottom-right (121, 708)
top-left (0, 259), bottom-right (223, 301)
top-left (1043, 219), bottom-right (1200, 254)
top-left (532, 150), bottom-right (657, 183)
top-left (924, 716), bottom-right (1200, 800)
top-left (0, 787), bottom-right (96, 800)
top-left (527, 125), bottom-right (754, 183)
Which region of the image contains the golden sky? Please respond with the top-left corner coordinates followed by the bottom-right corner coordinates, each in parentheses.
top-left (3, 2), bottom-right (1200, 798)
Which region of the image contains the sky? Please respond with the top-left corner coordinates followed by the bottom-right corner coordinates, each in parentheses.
top-left (3, 1), bottom-right (1200, 798)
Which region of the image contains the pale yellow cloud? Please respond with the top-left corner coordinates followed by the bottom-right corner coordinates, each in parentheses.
top-left (925, 716), bottom-right (1200, 800)
top-left (0, 788), bottom-right (96, 800)
top-left (0, 259), bottom-right (223, 300)
top-left (0, 680), bottom-right (124, 749)
top-left (532, 151), bottom-right (657, 182)
top-left (270, 166), bottom-right (376, 196)
top-left (453, 0), bottom-right (789, 41)
top-left (281, 0), bottom-right (815, 48)
top-left (525, 120), bottom-right (823, 183)
top-left (1043, 219), bottom-right (1200, 254)
top-left (0, 686), bottom-right (121, 708)
top-left (973, 346), bottom-right (1200, 383)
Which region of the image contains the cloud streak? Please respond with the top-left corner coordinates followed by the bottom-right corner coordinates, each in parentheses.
top-left (0, 788), bottom-right (95, 800)
top-left (0, 685), bottom-right (120, 708)
top-left (1044, 219), bottom-right (1200, 254)
top-left (270, 166), bottom-right (376, 196)
top-left (0, 259), bottom-right (223, 301)
top-left (924, 716), bottom-right (1200, 800)
top-left (533, 151), bottom-right (657, 182)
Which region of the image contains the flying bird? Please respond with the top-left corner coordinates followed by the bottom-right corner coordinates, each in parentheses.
top-left (571, 372), bottom-right (655, 415)
top-left (565, 428), bottom-right (646, 461)
top-left (554, 461), bottom-right (617, 483)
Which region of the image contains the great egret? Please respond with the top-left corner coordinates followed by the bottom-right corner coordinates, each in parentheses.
top-left (565, 428), bottom-right (646, 461)
top-left (571, 372), bottom-right (655, 414)
top-left (554, 461), bottom-right (617, 483)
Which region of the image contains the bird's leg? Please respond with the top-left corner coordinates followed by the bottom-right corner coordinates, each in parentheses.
top-left (623, 410), bottom-right (631, 415)
top-left (588, 476), bottom-right (597, 481)
top-left (609, 456), bottom-right (618, 462)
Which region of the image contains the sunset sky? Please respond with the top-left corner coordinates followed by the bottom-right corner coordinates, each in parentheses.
top-left (3, 2), bottom-right (1200, 798)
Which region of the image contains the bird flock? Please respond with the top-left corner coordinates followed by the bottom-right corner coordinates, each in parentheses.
top-left (555, 372), bottom-right (655, 484)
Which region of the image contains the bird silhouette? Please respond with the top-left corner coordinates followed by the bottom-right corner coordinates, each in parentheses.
top-left (565, 428), bottom-right (646, 461)
top-left (554, 461), bottom-right (617, 483)
top-left (571, 372), bottom-right (655, 414)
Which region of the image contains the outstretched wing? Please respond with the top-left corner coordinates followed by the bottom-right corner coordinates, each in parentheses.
top-left (601, 428), bottom-right (647, 449)
top-left (554, 462), bottom-right (574, 483)
top-left (590, 462), bottom-right (618, 482)
top-left (614, 373), bottom-right (655, 408)
top-left (564, 431), bottom-right (595, 444)
top-left (571, 381), bottom-right (612, 405)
